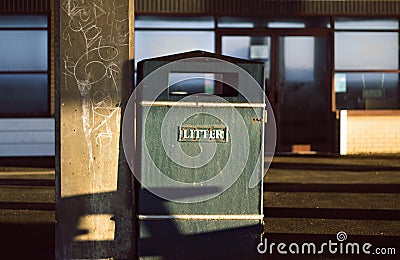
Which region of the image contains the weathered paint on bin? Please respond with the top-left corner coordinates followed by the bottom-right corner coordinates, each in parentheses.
top-left (136, 51), bottom-right (265, 259)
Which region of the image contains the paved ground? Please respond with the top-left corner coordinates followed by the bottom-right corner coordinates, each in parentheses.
top-left (0, 155), bottom-right (399, 259)
top-left (263, 155), bottom-right (400, 259)
top-left (0, 164), bottom-right (54, 259)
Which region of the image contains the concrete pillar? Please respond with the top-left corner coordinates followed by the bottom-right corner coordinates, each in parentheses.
top-left (55, 0), bottom-right (135, 259)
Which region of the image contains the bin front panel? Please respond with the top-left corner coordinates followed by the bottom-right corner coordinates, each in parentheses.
top-left (138, 104), bottom-right (263, 215)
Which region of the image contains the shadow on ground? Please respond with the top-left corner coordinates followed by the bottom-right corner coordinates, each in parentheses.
top-left (0, 155), bottom-right (399, 259)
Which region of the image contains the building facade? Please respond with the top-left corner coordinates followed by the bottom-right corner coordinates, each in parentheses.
top-left (0, 0), bottom-right (400, 155)
top-left (134, 0), bottom-right (400, 154)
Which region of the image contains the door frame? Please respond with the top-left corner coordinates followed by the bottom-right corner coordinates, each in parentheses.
top-left (216, 28), bottom-right (335, 153)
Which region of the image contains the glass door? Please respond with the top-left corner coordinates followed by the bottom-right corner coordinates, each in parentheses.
top-left (277, 35), bottom-right (331, 152)
top-left (220, 33), bottom-right (332, 153)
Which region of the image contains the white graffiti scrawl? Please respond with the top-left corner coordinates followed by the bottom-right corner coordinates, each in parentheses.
top-left (61, 0), bottom-right (129, 171)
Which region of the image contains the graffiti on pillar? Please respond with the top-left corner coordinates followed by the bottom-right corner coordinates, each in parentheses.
top-left (61, 0), bottom-right (129, 171)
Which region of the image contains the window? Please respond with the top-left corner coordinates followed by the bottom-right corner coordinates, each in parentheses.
top-left (221, 36), bottom-right (271, 82)
top-left (217, 16), bottom-right (331, 29)
top-left (135, 30), bottom-right (215, 67)
top-left (168, 72), bottom-right (238, 96)
top-left (0, 15), bottom-right (49, 117)
top-left (135, 16), bottom-right (214, 29)
top-left (334, 18), bottom-right (400, 110)
top-left (135, 16), bottom-right (215, 85)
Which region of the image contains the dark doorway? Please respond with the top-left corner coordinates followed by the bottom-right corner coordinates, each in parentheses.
top-left (219, 30), bottom-right (333, 153)
top-left (276, 35), bottom-right (331, 152)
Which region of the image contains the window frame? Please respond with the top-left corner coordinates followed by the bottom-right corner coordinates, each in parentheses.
top-left (0, 13), bottom-right (50, 118)
top-left (332, 16), bottom-right (400, 111)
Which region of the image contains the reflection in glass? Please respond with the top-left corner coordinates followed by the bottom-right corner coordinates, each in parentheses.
top-left (222, 36), bottom-right (251, 59)
top-left (268, 22), bottom-right (305, 28)
top-left (0, 15), bottom-right (47, 28)
top-left (335, 73), bottom-right (399, 110)
top-left (135, 16), bottom-right (214, 29)
top-left (335, 18), bottom-right (399, 30)
top-left (0, 31), bottom-right (48, 71)
top-left (168, 72), bottom-right (238, 96)
top-left (135, 31), bottom-right (214, 68)
top-left (281, 37), bottom-right (314, 82)
top-left (221, 36), bottom-right (270, 80)
top-left (218, 17), bottom-right (254, 28)
top-left (217, 17), bottom-right (330, 28)
top-left (0, 74), bottom-right (48, 115)
top-left (335, 32), bottom-right (398, 70)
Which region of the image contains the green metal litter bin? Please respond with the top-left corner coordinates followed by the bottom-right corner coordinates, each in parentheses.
top-left (135, 51), bottom-right (266, 259)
